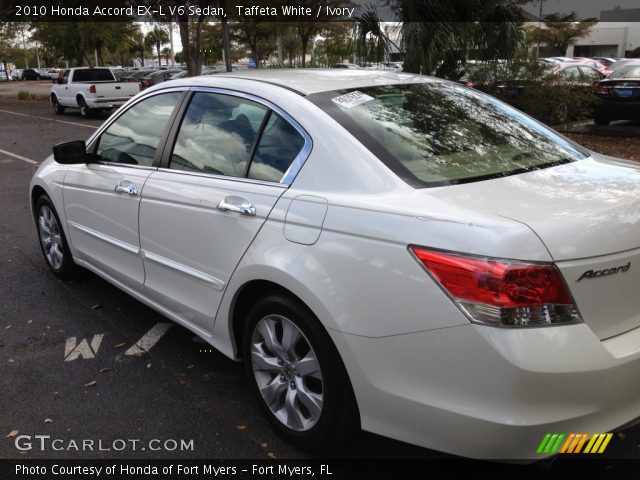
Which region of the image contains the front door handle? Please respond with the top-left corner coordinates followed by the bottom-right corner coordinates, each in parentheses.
top-left (217, 196), bottom-right (256, 216)
top-left (114, 181), bottom-right (138, 196)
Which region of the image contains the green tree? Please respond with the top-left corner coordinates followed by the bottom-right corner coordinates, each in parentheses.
top-left (232, 21), bottom-right (276, 68)
top-left (145, 27), bottom-right (170, 67)
top-left (527, 13), bottom-right (598, 57)
top-left (393, 0), bottom-right (527, 79)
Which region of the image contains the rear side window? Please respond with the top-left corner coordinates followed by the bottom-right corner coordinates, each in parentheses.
top-left (96, 92), bottom-right (182, 167)
top-left (73, 69), bottom-right (114, 82)
top-left (170, 92), bottom-right (306, 182)
top-left (248, 113), bottom-right (305, 182)
top-left (170, 92), bottom-right (268, 176)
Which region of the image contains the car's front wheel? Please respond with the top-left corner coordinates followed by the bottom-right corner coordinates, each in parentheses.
top-left (243, 294), bottom-right (359, 449)
top-left (35, 195), bottom-right (76, 278)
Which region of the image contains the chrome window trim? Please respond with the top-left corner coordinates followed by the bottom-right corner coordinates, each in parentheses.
top-left (179, 86), bottom-right (313, 187)
top-left (155, 167), bottom-right (288, 188)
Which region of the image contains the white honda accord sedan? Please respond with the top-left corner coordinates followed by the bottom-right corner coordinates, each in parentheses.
top-left (30, 70), bottom-right (640, 459)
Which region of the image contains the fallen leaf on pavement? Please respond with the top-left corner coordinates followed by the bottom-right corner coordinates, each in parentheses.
top-left (84, 380), bottom-right (97, 388)
top-left (4, 325), bottom-right (11, 330)
top-left (8, 359), bottom-right (15, 364)
top-left (91, 304), bottom-right (102, 310)
top-left (27, 320), bottom-right (32, 324)
top-left (187, 364), bottom-right (194, 369)
top-left (114, 342), bottom-right (126, 348)
top-left (99, 368), bottom-right (110, 373)
top-left (44, 418), bottom-right (52, 423)
top-left (236, 425), bottom-right (246, 431)
top-left (260, 443), bottom-right (268, 449)
top-left (178, 374), bottom-right (188, 385)
top-left (267, 452), bottom-right (276, 459)
top-left (6, 430), bottom-right (18, 438)
top-left (618, 433), bottom-right (627, 441)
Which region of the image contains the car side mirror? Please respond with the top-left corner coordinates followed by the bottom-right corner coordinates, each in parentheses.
top-left (52, 140), bottom-right (99, 164)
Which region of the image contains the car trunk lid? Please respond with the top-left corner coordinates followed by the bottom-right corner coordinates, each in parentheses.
top-left (428, 154), bottom-right (640, 339)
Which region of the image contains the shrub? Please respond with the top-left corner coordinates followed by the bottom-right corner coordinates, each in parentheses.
top-left (465, 58), bottom-right (596, 125)
top-left (17, 90), bottom-right (39, 101)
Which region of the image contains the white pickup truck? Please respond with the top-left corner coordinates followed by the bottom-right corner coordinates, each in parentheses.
top-left (50, 67), bottom-right (140, 118)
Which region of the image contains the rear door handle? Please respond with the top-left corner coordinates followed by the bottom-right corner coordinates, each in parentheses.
top-left (114, 181), bottom-right (138, 196)
top-left (217, 196), bottom-right (256, 216)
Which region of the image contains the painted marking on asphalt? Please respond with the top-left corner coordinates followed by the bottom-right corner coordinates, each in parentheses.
top-left (0, 108), bottom-right (97, 129)
top-left (125, 323), bottom-right (173, 356)
top-left (0, 148), bottom-right (38, 165)
top-left (64, 334), bottom-right (104, 361)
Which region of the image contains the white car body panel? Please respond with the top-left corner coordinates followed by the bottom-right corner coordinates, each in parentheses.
top-left (139, 170), bottom-right (286, 331)
top-left (30, 70), bottom-right (640, 459)
top-left (63, 164), bottom-right (153, 289)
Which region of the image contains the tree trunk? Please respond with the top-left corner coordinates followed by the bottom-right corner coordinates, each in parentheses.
top-left (156, 43), bottom-right (161, 67)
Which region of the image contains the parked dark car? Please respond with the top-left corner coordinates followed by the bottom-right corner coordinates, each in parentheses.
top-left (140, 69), bottom-right (182, 89)
top-left (21, 69), bottom-right (41, 80)
top-left (593, 65), bottom-right (640, 125)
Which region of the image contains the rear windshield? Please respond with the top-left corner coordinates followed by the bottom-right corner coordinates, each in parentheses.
top-left (73, 69), bottom-right (114, 82)
top-left (308, 83), bottom-right (587, 187)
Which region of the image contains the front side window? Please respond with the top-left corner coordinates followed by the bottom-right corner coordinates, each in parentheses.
top-left (309, 82), bottom-right (587, 187)
top-left (96, 92), bottom-right (182, 167)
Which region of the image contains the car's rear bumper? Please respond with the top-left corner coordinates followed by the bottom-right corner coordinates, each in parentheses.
top-left (330, 323), bottom-right (640, 459)
top-left (594, 99), bottom-right (640, 120)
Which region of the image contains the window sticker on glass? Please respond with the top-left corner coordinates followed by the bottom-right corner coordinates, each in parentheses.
top-left (331, 91), bottom-right (375, 109)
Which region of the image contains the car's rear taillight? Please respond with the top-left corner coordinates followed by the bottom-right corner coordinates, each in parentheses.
top-left (592, 83), bottom-right (609, 94)
top-left (89, 85), bottom-right (96, 94)
top-left (409, 246), bottom-right (582, 328)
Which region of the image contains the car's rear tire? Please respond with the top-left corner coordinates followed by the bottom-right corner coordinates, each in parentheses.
top-left (35, 195), bottom-right (76, 279)
top-left (78, 97), bottom-right (91, 118)
top-left (51, 95), bottom-right (65, 114)
top-left (243, 293), bottom-right (359, 450)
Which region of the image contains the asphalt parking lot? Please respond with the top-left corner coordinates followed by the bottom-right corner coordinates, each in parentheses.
top-left (0, 97), bottom-right (639, 464)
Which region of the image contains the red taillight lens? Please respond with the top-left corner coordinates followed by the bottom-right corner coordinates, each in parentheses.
top-left (592, 83), bottom-right (609, 94)
top-left (410, 246), bottom-right (582, 327)
top-left (89, 85), bottom-right (96, 94)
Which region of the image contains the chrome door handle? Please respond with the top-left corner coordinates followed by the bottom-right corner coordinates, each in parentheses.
top-left (217, 196), bottom-right (256, 216)
top-left (114, 181), bottom-right (138, 196)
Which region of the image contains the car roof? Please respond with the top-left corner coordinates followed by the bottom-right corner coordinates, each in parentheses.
top-left (211, 68), bottom-right (438, 95)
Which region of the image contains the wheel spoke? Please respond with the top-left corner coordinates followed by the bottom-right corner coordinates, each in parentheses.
top-left (256, 318), bottom-right (285, 357)
top-left (281, 319), bottom-right (302, 358)
top-left (284, 388), bottom-right (305, 430)
top-left (294, 350), bottom-right (321, 379)
top-left (251, 343), bottom-right (281, 373)
top-left (295, 382), bottom-right (323, 419)
top-left (260, 376), bottom-right (287, 409)
top-left (39, 216), bottom-right (51, 235)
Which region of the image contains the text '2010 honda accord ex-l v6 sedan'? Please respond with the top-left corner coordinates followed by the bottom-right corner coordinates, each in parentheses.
top-left (30, 69), bottom-right (640, 459)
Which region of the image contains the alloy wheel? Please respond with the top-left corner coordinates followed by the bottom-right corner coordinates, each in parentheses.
top-left (250, 314), bottom-right (324, 431)
top-left (38, 205), bottom-right (64, 270)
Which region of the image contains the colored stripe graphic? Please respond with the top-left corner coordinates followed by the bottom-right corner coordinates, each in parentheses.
top-left (539, 432), bottom-right (613, 454)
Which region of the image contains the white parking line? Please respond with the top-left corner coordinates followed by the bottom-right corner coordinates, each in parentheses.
top-left (0, 108), bottom-right (97, 129)
top-left (125, 323), bottom-right (173, 356)
top-left (0, 148), bottom-right (38, 165)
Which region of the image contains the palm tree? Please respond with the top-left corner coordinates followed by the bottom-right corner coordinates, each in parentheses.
top-left (393, 0), bottom-right (526, 79)
top-left (145, 28), bottom-right (170, 68)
